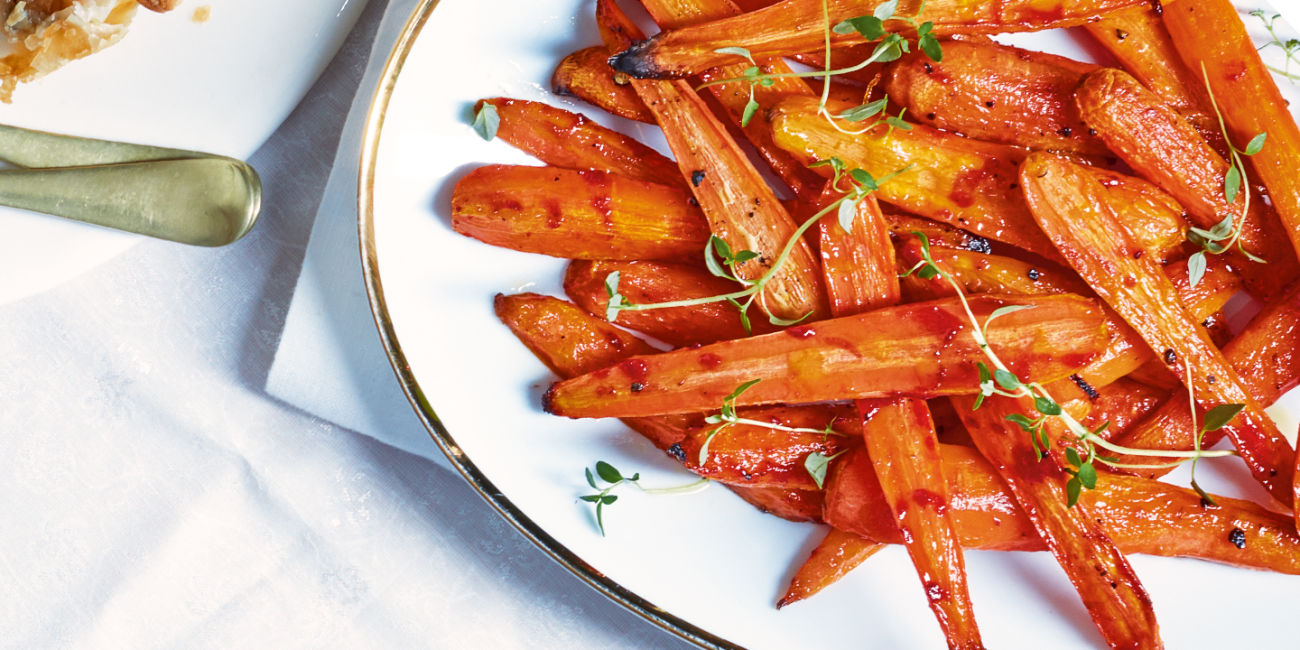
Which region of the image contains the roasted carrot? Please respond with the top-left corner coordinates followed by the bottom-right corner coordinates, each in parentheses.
top-left (1021, 152), bottom-right (1296, 507)
top-left (1085, 169), bottom-right (1189, 263)
top-left (1110, 281), bottom-right (1300, 476)
top-left (494, 293), bottom-right (692, 450)
top-left (729, 485), bottom-right (825, 522)
top-left (639, 0), bottom-right (826, 200)
top-left (477, 98), bottom-right (682, 187)
top-left (793, 44), bottom-right (887, 86)
top-left (544, 293), bottom-right (1108, 419)
top-left (597, 0), bottom-right (827, 322)
top-left (1080, 6), bottom-right (1216, 137)
top-left (884, 40), bottom-right (1105, 156)
top-left (825, 443), bottom-right (1300, 575)
top-left (777, 528), bottom-right (884, 608)
top-left (677, 404), bottom-right (858, 488)
top-left (896, 239), bottom-right (1088, 302)
top-left (1163, 0), bottom-right (1300, 265)
top-left (451, 165), bottom-right (710, 261)
top-left (1074, 68), bottom-right (1300, 299)
top-left (551, 46), bottom-right (656, 124)
top-left (564, 259), bottom-right (777, 346)
top-left (955, 396), bottom-right (1161, 649)
top-left (814, 182), bottom-right (899, 314)
top-left (609, 0), bottom-right (1149, 79)
top-left (1079, 378), bottom-right (1166, 440)
top-left (769, 95), bottom-right (1060, 259)
top-left (883, 212), bottom-right (993, 255)
top-left (860, 399), bottom-right (984, 649)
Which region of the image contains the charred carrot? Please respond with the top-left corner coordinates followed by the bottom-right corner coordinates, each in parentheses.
top-left (451, 165), bottom-right (710, 261)
top-left (777, 528), bottom-right (884, 608)
top-left (955, 395), bottom-right (1161, 649)
top-left (883, 212), bottom-right (993, 255)
top-left (609, 0), bottom-right (1148, 79)
top-left (1163, 0), bottom-right (1300, 266)
top-left (1021, 152), bottom-right (1296, 507)
top-left (543, 293), bottom-right (1108, 419)
top-left (477, 98), bottom-right (682, 188)
top-left (639, 0), bottom-right (826, 200)
top-left (564, 260), bottom-right (777, 346)
top-left (1080, 6), bottom-right (1216, 137)
top-left (769, 95), bottom-right (1060, 259)
top-left (597, 0), bottom-right (826, 322)
top-left (551, 47), bottom-right (656, 124)
top-left (884, 40), bottom-right (1105, 156)
top-left (825, 442), bottom-right (1300, 575)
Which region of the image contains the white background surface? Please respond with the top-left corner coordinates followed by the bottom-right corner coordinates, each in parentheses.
top-left (0, 1), bottom-right (688, 647)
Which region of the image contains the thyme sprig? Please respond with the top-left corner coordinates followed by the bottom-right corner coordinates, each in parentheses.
top-left (604, 164), bottom-right (908, 332)
top-left (1251, 10), bottom-right (1300, 83)
top-left (1186, 63), bottom-right (1268, 287)
top-left (697, 379), bottom-right (847, 466)
top-left (704, 0), bottom-right (940, 134)
top-left (580, 461), bottom-right (709, 536)
top-left (906, 232), bottom-right (1239, 505)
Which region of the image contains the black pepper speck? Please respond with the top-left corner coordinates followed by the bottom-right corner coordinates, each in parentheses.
top-left (691, 170), bottom-right (706, 186)
top-left (1229, 527), bottom-right (1246, 549)
top-left (666, 443), bottom-right (686, 462)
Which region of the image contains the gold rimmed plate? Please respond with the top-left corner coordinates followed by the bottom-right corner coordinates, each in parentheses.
top-left (359, 1), bottom-right (1300, 647)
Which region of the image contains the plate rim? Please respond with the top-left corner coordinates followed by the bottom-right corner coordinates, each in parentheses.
top-left (355, 1), bottom-right (732, 647)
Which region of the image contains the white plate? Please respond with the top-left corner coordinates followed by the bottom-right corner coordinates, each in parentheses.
top-left (0, 0), bottom-right (368, 306)
top-left (362, 1), bottom-right (1300, 647)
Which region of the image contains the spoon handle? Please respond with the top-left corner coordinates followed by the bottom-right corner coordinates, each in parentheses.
top-left (0, 158), bottom-right (262, 246)
top-left (0, 123), bottom-right (211, 168)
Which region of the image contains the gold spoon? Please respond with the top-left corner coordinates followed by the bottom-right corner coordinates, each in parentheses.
top-left (0, 124), bottom-right (262, 246)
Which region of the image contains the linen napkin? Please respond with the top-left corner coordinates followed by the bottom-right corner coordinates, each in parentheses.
top-left (266, 0), bottom-right (446, 467)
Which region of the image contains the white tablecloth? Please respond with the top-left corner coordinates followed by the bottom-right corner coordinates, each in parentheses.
top-left (0, 1), bottom-right (688, 647)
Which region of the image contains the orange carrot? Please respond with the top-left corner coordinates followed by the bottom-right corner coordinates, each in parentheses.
top-left (451, 165), bottom-right (710, 261)
top-left (777, 528), bottom-right (884, 608)
top-left (551, 47), bottom-right (656, 124)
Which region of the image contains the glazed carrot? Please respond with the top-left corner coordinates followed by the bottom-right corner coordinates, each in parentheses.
top-left (896, 239), bottom-right (1088, 302)
top-left (564, 260), bottom-right (777, 346)
top-left (793, 44), bottom-right (887, 86)
top-left (884, 40), bottom-right (1105, 156)
top-left (477, 98), bottom-right (681, 187)
top-left (769, 95), bottom-right (1060, 259)
top-left (1163, 0), bottom-right (1300, 265)
top-left (1110, 281), bottom-right (1300, 477)
top-left (729, 485), bottom-right (824, 522)
top-left (597, 0), bottom-right (826, 322)
top-left (1021, 152), bottom-right (1296, 507)
top-left (777, 528), bottom-right (884, 608)
top-left (883, 212), bottom-right (993, 255)
top-left (825, 443), bottom-right (1300, 575)
top-left (639, 0), bottom-right (825, 200)
top-left (551, 47), bottom-right (656, 124)
top-left (860, 399), bottom-right (984, 649)
top-left (813, 182), bottom-right (899, 315)
top-left (543, 293), bottom-right (1108, 419)
top-left (955, 396), bottom-right (1161, 649)
top-left (1080, 7), bottom-right (1216, 137)
top-left (677, 404), bottom-right (858, 488)
top-left (451, 165), bottom-right (710, 261)
top-left (609, 0), bottom-right (1148, 79)
top-left (1079, 378), bottom-right (1166, 439)
top-left (1085, 169), bottom-right (1188, 263)
top-left (1074, 68), bottom-right (1300, 298)
top-left (817, 173), bottom-right (982, 648)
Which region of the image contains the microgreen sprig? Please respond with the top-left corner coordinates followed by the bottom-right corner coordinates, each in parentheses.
top-left (1252, 10), bottom-right (1300, 83)
top-left (905, 232), bottom-right (1239, 505)
top-left (1185, 63), bottom-right (1268, 287)
top-left (580, 461), bottom-right (709, 536)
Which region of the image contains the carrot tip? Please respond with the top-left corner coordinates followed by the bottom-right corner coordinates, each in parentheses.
top-left (609, 40), bottom-right (667, 79)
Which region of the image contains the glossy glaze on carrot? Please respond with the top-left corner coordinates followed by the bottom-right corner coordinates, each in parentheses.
top-left (777, 528), bottom-right (884, 608)
top-left (551, 46), bottom-right (656, 124)
top-left (608, 0), bottom-right (1148, 79)
top-left (477, 98), bottom-right (681, 187)
top-left (597, 0), bottom-right (827, 321)
top-left (678, 404), bottom-right (858, 489)
top-left (544, 293), bottom-right (1108, 419)
top-left (955, 396), bottom-right (1162, 650)
top-left (451, 165), bottom-right (710, 260)
top-left (1021, 153), bottom-right (1296, 508)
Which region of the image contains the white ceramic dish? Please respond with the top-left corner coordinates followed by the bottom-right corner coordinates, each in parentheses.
top-left (0, 0), bottom-right (369, 306)
top-left (362, 1), bottom-right (1300, 647)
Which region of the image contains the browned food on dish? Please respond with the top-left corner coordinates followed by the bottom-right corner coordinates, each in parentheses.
top-left (0, 0), bottom-right (174, 102)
